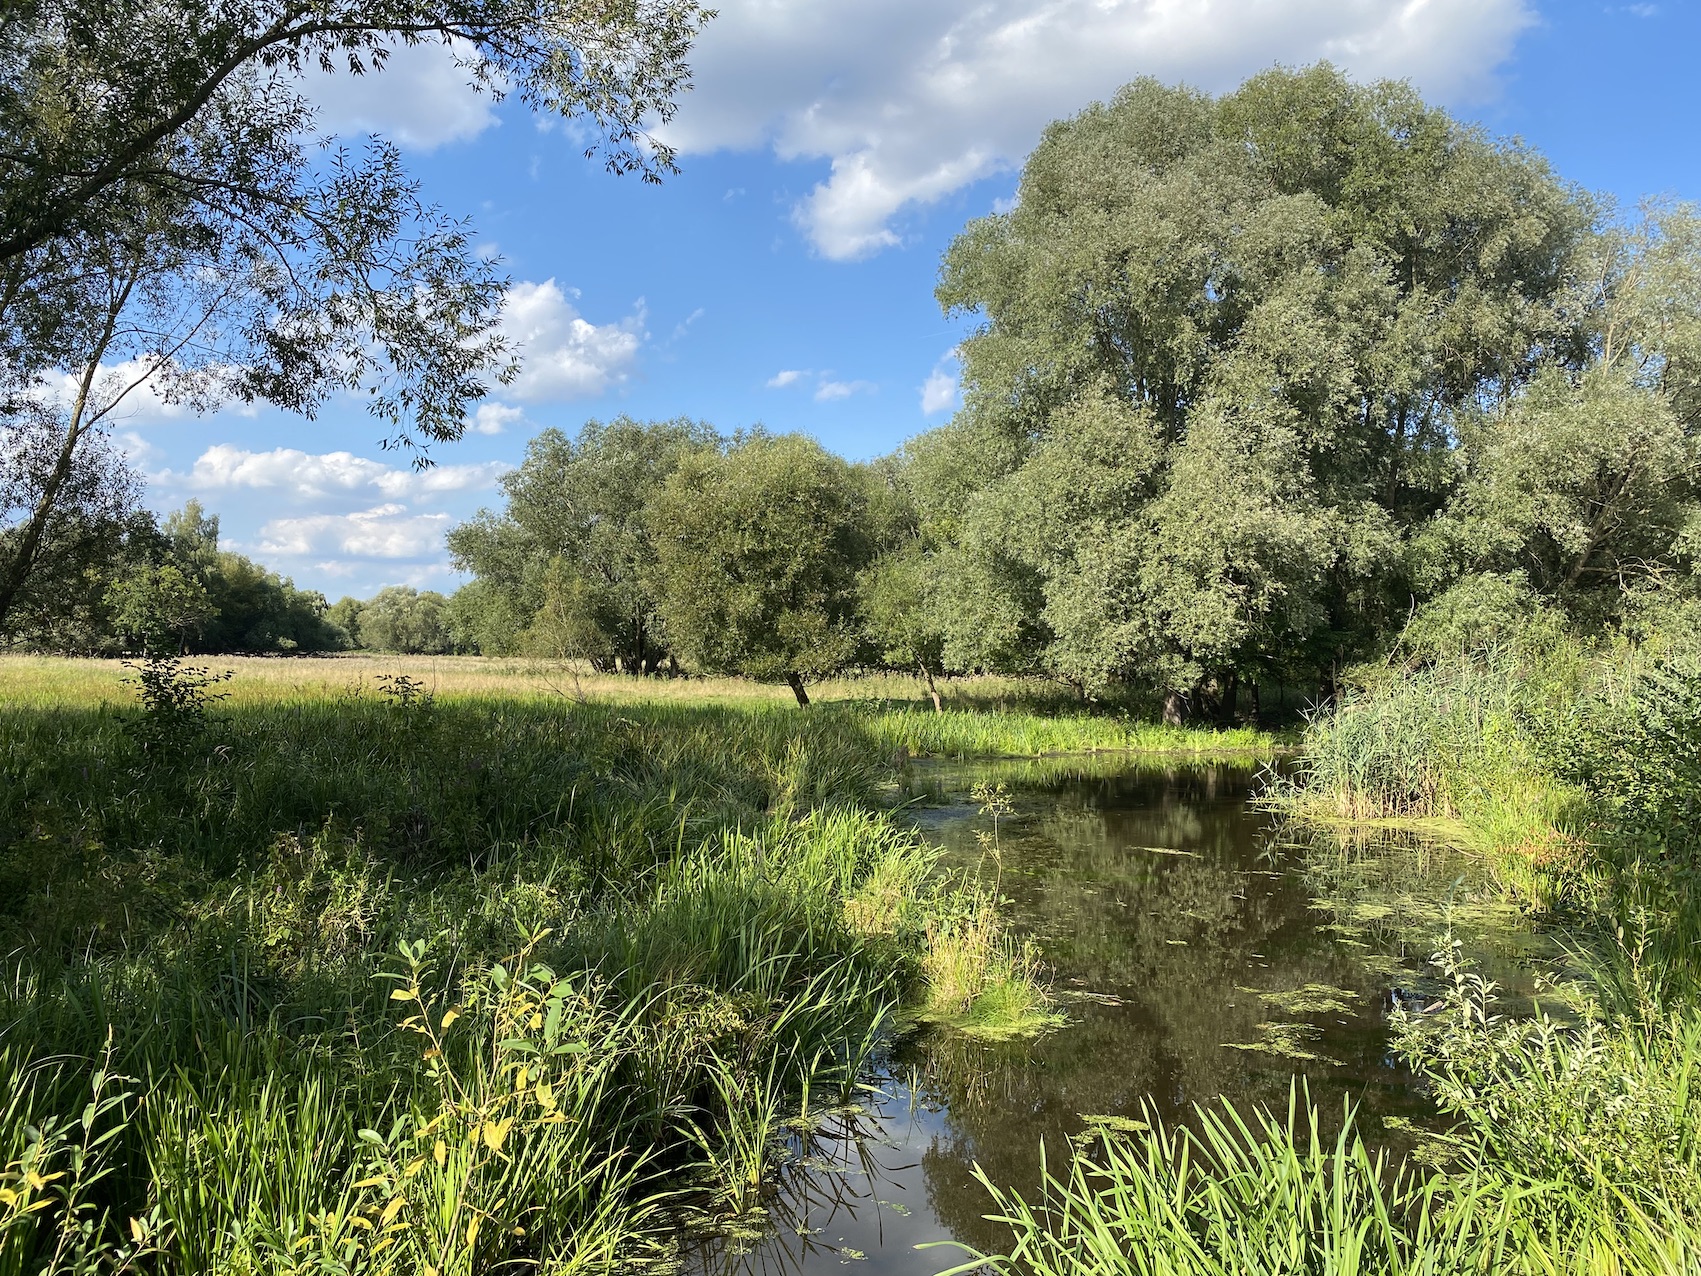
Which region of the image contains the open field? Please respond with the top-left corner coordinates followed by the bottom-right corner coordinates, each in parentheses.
top-left (0, 654), bottom-right (1282, 757)
top-left (0, 663), bottom-right (1046, 1270)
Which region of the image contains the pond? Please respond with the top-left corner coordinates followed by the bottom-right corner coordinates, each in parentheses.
top-left (698, 756), bottom-right (1546, 1275)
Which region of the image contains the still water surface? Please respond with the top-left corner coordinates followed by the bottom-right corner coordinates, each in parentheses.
top-left (700, 756), bottom-right (1543, 1275)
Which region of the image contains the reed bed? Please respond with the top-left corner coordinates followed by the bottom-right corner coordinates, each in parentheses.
top-left (951, 961), bottom-right (1701, 1276)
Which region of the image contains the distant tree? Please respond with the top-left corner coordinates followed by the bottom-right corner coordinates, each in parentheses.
top-left (106, 562), bottom-right (216, 653)
top-left (444, 580), bottom-right (521, 656)
top-left (646, 433), bottom-right (877, 706)
top-left (358, 586), bottom-right (455, 654)
top-left (859, 541), bottom-right (950, 711)
top-left (327, 596), bottom-right (365, 649)
top-left (144, 502), bottom-right (343, 653)
top-left (448, 417), bottom-right (720, 670)
top-left (163, 502), bottom-right (220, 576)
top-left (199, 554), bottom-right (342, 653)
top-left (914, 65), bottom-right (1594, 716)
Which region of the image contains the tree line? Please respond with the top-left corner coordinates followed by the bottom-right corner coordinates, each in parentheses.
top-left (446, 67), bottom-right (1701, 717)
top-left (0, 493), bottom-right (502, 657)
top-left (9, 65), bottom-right (1701, 714)
top-left (1, 499), bottom-right (343, 655)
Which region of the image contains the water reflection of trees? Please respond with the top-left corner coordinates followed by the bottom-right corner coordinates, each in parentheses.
top-left (703, 766), bottom-right (1549, 1275)
top-left (912, 765), bottom-right (1440, 1255)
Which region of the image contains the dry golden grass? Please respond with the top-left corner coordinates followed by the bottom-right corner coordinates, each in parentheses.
top-left (0, 653), bottom-right (1049, 712)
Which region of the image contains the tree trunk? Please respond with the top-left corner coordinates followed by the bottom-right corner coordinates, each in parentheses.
top-left (786, 671), bottom-right (811, 708)
top-left (1162, 689), bottom-right (1188, 726)
top-left (0, 277), bottom-right (135, 635)
top-left (919, 660), bottom-right (943, 714)
top-left (0, 401), bottom-right (92, 635)
top-left (1249, 680), bottom-right (1262, 726)
top-left (1218, 671), bottom-right (1239, 725)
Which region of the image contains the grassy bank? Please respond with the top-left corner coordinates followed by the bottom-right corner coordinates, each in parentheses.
top-left (0, 659), bottom-right (1081, 1272)
top-left (943, 632), bottom-right (1701, 1274)
top-left (950, 947), bottom-right (1701, 1275)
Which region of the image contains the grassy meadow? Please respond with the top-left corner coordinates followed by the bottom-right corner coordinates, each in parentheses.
top-left (0, 653), bottom-right (1266, 1273)
top-left (13, 644), bottom-right (1701, 1275)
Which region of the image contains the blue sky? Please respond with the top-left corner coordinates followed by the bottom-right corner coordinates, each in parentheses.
top-left (113, 0), bottom-right (1700, 600)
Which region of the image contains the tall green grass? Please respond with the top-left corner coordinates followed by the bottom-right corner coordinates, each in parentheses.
top-left (855, 705), bottom-right (1275, 760)
top-left (948, 963), bottom-right (1701, 1276)
top-left (0, 676), bottom-right (1059, 1271)
top-left (1278, 661), bottom-right (1590, 896)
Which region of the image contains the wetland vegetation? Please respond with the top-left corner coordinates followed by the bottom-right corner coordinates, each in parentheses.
top-left (0, 658), bottom-right (1089, 1272)
top-left (6, 17), bottom-right (1701, 1275)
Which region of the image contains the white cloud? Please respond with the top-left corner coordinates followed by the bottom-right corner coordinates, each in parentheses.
top-left (307, 558), bottom-right (463, 598)
top-left (164, 444), bottom-right (507, 502)
top-left (254, 504), bottom-right (453, 559)
top-left (815, 378), bottom-right (876, 402)
top-left (663, 0), bottom-right (1535, 259)
top-left (471, 402), bottom-right (523, 435)
top-left (501, 279), bottom-right (646, 401)
top-left (303, 39), bottom-right (497, 150)
top-left (41, 358), bottom-right (193, 425)
top-left (766, 369), bottom-right (809, 388)
top-left (115, 430), bottom-right (163, 466)
top-left (920, 351), bottom-right (959, 415)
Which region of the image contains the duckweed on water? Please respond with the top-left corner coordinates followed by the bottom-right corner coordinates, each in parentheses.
top-left (1248, 983), bottom-right (1359, 1016)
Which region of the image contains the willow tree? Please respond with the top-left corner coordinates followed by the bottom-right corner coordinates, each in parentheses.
top-left (915, 65), bottom-right (1592, 718)
top-left (1420, 206), bottom-right (1701, 628)
top-left (448, 417), bottom-right (720, 669)
top-left (645, 433), bottom-right (877, 706)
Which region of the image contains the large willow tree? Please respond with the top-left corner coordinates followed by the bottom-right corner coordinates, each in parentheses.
top-left (912, 65), bottom-right (1595, 717)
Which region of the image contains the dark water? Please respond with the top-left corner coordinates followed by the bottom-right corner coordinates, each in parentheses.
top-left (698, 757), bottom-right (1544, 1275)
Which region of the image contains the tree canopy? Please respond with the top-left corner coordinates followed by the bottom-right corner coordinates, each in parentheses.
top-left (645, 433), bottom-right (882, 705)
top-left (0, 0), bottom-right (708, 638)
top-left (905, 64), bottom-right (1663, 717)
top-left (447, 416), bottom-right (720, 669)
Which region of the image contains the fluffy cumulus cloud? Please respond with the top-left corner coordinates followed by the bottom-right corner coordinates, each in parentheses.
top-left (766, 369), bottom-right (809, 388)
top-left (663, 0), bottom-right (1535, 259)
top-left (471, 402), bottom-right (524, 435)
top-left (304, 39), bottom-right (498, 150)
top-left (919, 349), bottom-right (960, 415)
top-left (162, 444), bottom-right (507, 503)
top-left (252, 504), bottom-right (454, 559)
top-left (500, 279), bottom-right (647, 401)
